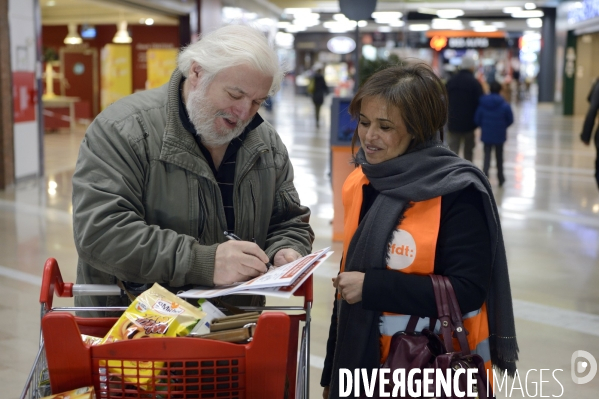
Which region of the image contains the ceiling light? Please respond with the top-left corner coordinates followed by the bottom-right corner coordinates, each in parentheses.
top-left (503, 7), bottom-right (522, 13)
top-left (492, 21), bottom-right (507, 28)
top-left (418, 8), bottom-right (438, 15)
top-left (323, 20), bottom-right (357, 30)
top-left (46, 0), bottom-right (56, 6)
top-left (409, 24), bottom-right (430, 31)
top-left (144, 18), bottom-right (154, 26)
top-left (432, 19), bottom-right (464, 30)
top-left (389, 20), bottom-right (405, 27)
top-left (284, 8), bottom-right (312, 15)
top-left (358, 20), bottom-right (368, 27)
top-left (222, 7), bottom-right (243, 20)
top-left (469, 21), bottom-right (485, 27)
top-left (511, 10), bottom-right (544, 18)
top-left (64, 23), bottom-right (82, 45)
top-left (527, 18), bottom-right (543, 28)
top-left (372, 11), bottom-right (403, 19)
top-left (113, 21), bottom-right (132, 44)
top-left (524, 3), bottom-right (537, 10)
top-left (436, 9), bottom-right (464, 19)
top-left (275, 32), bottom-right (294, 49)
top-left (378, 27), bottom-right (392, 32)
top-left (474, 26), bottom-right (498, 32)
top-left (333, 13), bottom-right (348, 21)
top-left (285, 25), bottom-right (306, 33)
top-left (277, 21), bottom-right (291, 28)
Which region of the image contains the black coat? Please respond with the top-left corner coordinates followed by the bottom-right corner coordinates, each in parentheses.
top-left (581, 78), bottom-right (599, 148)
top-left (311, 73), bottom-right (329, 105)
top-left (446, 70), bottom-right (484, 133)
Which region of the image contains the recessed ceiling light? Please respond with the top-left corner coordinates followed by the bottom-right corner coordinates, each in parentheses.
top-left (503, 7), bottom-right (522, 14)
top-left (512, 10), bottom-right (544, 18)
top-left (409, 24), bottom-right (430, 31)
top-left (524, 3), bottom-right (537, 10)
top-left (436, 9), bottom-right (464, 19)
top-left (145, 18), bottom-right (154, 25)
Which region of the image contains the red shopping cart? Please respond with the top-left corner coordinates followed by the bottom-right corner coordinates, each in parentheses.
top-left (20, 258), bottom-right (313, 399)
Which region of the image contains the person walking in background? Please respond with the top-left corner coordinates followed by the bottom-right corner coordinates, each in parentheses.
top-left (310, 68), bottom-right (329, 127)
top-left (446, 56), bottom-right (484, 162)
top-left (475, 81), bottom-right (514, 187)
top-left (580, 77), bottom-right (599, 190)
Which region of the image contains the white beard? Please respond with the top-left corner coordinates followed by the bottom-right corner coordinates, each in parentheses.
top-left (186, 83), bottom-right (251, 148)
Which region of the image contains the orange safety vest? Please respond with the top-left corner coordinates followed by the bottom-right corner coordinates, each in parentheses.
top-left (340, 167), bottom-right (492, 372)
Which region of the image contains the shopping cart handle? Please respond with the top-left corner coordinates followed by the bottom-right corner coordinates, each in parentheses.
top-left (40, 258), bottom-right (73, 311)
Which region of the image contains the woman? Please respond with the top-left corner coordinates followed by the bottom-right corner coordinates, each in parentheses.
top-left (320, 63), bottom-right (518, 399)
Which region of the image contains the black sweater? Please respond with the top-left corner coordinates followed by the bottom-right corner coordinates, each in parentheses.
top-left (321, 185), bottom-right (492, 387)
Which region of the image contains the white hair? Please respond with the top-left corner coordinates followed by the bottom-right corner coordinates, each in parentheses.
top-left (178, 24), bottom-right (285, 96)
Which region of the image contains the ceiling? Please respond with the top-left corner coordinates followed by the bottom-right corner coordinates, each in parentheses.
top-left (41, 0), bottom-right (182, 26)
top-left (40, 0), bottom-right (559, 32)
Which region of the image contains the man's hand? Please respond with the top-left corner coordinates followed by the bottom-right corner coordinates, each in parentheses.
top-left (333, 272), bottom-right (365, 304)
top-left (213, 241), bottom-right (269, 285)
top-left (322, 386), bottom-right (330, 399)
top-left (273, 248), bottom-right (301, 266)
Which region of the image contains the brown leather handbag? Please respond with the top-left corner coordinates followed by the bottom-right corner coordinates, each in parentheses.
top-left (381, 275), bottom-right (493, 398)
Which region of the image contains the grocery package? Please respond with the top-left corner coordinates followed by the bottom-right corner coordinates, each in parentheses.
top-left (41, 385), bottom-right (95, 399)
top-left (81, 334), bottom-right (102, 346)
top-left (189, 298), bottom-right (226, 336)
top-left (100, 283), bottom-right (206, 389)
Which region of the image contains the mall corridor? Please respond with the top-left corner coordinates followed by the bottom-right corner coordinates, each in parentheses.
top-left (1, 83), bottom-right (599, 398)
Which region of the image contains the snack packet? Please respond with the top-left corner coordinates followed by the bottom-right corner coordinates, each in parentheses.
top-left (81, 334), bottom-right (102, 346)
top-left (41, 385), bottom-right (95, 399)
top-left (100, 283), bottom-right (205, 390)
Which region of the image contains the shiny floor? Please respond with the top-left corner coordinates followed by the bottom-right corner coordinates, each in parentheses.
top-left (1, 82), bottom-right (599, 398)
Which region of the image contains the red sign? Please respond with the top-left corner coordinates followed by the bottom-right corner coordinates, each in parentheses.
top-left (430, 36), bottom-right (448, 52)
top-left (13, 71), bottom-right (37, 123)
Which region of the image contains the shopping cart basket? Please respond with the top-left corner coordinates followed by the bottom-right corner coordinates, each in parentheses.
top-left (21, 258), bottom-right (313, 399)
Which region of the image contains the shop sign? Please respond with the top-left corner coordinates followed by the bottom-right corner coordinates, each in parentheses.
top-left (430, 36), bottom-right (448, 51)
top-left (327, 36), bottom-right (356, 54)
top-left (568, 0), bottom-right (599, 24)
top-left (447, 37), bottom-right (489, 48)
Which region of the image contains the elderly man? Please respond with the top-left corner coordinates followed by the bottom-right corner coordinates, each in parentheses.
top-left (72, 25), bottom-right (314, 316)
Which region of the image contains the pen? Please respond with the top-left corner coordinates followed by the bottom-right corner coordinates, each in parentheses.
top-left (223, 231), bottom-right (273, 271)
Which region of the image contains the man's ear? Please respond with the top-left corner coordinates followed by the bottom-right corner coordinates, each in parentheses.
top-left (188, 61), bottom-right (204, 88)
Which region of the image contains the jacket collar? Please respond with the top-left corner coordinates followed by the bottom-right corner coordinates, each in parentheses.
top-left (160, 69), bottom-right (268, 178)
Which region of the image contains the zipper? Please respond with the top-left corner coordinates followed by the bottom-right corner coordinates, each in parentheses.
top-left (249, 180), bottom-right (257, 240)
top-left (196, 183), bottom-right (206, 240)
top-left (234, 148), bottom-right (267, 239)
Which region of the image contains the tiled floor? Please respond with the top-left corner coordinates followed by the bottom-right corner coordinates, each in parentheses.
top-left (1, 82), bottom-right (599, 398)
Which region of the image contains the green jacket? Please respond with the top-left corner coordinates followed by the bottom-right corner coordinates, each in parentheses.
top-left (72, 69), bottom-right (314, 316)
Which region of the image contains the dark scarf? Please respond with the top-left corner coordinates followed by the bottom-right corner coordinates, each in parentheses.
top-left (328, 141), bottom-right (518, 398)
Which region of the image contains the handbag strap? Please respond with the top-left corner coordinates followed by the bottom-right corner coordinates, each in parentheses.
top-left (439, 276), bottom-right (471, 355)
top-left (431, 274), bottom-right (454, 351)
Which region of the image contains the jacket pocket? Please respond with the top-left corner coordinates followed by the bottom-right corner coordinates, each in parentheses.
top-left (279, 181), bottom-right (301, 214)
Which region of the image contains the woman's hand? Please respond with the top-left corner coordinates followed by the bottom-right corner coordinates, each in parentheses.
top-left (332, 272), bottom-right (365, 304)
top-left (323, 386), bottom-right (330, 399)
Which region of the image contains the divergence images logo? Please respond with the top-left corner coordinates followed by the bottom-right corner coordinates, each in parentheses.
top-left (571, 350), bottom-right (597, 384)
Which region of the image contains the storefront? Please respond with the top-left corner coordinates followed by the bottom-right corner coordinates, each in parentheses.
top-left (559, 0), bottom-right (599, 116)
top-left (425, 30), bottom-right (520, 92)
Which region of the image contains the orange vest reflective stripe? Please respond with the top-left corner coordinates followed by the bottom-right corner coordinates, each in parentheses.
top-left (341, 167), bottom-right (492, 372)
